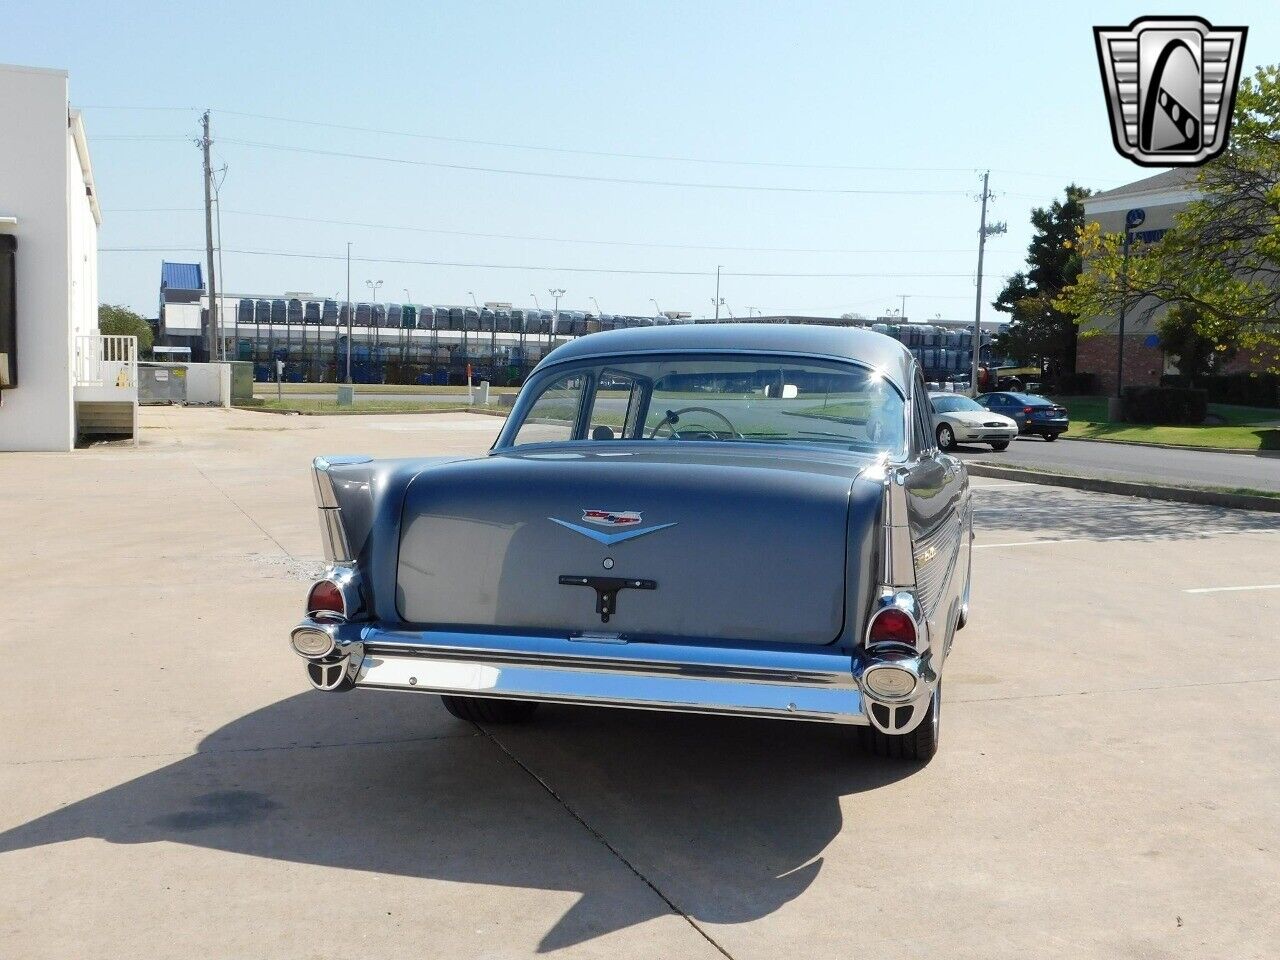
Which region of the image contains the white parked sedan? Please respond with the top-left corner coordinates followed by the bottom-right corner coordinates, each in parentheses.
top-left (929, 392), bottom-right (1018, 451)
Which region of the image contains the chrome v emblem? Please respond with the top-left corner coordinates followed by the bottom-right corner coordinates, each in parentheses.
top-left (548, 517), bottom-right (678, 546)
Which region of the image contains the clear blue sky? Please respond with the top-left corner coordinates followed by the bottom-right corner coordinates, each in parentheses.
top-left (3, 1), bottom-right (1273, 322)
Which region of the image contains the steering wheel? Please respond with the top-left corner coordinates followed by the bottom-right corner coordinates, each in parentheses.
top-left (648, 406), bottom-right (743, 440)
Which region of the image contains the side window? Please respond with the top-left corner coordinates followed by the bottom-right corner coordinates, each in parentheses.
top-left (587, 373), bottom-right (637, 441)
top-left (511, 372), bottom-right (586, 446)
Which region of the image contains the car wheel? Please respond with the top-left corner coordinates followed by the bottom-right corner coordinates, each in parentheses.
top-left (936, 423), bottom-right (956, 451)
top-left (990, 441), bottom-right (1009, 451)
top-left (1044, 433), bottom-right (1057, 442)
top-left (441, 695), bottom-right (539, 724)
top-left (859, 684), bottom-right (940, 762)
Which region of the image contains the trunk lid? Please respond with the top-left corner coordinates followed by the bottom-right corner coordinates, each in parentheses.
top-left (396, 445), bottom-right (877, 646)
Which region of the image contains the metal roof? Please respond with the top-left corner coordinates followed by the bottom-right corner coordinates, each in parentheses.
top-left (160, 261), bottom-right (203, 291)
top-left (1087, 169), bottom-right (1198, 202)
top-left (538, 322), bottom-right (917, 392)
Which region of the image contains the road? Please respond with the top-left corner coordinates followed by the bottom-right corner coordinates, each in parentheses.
top-left (955, 434), bottom-right (1280, 492)
top-left (2, 406), bottom-right (1278, 959)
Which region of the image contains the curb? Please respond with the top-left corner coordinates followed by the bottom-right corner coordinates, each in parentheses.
top-left (1059, 432), bottom-right (1280, 458)
top-left (965, 462), bottom-right (1280, 513)
top-left (231, 405), bottom-right (479, 417)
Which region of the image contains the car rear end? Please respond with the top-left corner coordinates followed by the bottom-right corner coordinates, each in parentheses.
top-left (1021, 398), bottom-right (1069, 438)
top-left (288, 451), bottom-right (952, 741)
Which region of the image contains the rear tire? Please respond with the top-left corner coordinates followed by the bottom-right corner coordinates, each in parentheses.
top-left (936, 423), bottom-right (956, 451)
top-left (1044, 432), bottom-right (1057, 442)
top-left (990, 441), bottom-right (1009, 451)
top-left (859, 685), bottom-right (940, 762)
top-left (441, 695), bottom-right (539, 724)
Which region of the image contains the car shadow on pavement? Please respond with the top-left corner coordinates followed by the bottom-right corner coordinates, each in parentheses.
top-left (971, 485), bottom-right (1280, 542)
top-left (0, 690), bottom-right (911, 952)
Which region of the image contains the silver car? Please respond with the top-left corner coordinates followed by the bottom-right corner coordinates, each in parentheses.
top-left (930, 392), bottom-right (1018, 451)
top-left (291, 325), bottom-right (973, 762)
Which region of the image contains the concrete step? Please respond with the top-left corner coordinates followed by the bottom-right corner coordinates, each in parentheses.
top-left (76, 401), bottom-right (135, 436)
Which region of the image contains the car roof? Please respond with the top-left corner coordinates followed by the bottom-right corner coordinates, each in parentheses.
top-left (1007, 392), bottom-right (1051, 403)
top-left (537, 323), bottom-right (917, 393)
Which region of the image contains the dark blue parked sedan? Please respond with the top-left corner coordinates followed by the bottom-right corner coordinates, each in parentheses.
top-left (976, 392), bottom-right (1069, 441)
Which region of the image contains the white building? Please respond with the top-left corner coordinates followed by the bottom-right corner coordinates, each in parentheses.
top-left (0, 63), bottom-right (135, 452)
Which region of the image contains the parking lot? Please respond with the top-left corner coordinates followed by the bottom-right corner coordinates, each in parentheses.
top-left (2, 407), bottom-right (1278, 959)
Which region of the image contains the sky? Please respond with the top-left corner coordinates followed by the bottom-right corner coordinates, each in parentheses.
top-left (3, 1), bottom-right (1274, 323)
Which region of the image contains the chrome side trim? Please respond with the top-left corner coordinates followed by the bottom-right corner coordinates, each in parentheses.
top-left (913, 508), bottom-right (962, 613)
top-left (311, 455), bottom-right (369, 564)
top-left (881, 468), bottom-right (917, 590)
top-left (318, 509), bottom-right (352, 564)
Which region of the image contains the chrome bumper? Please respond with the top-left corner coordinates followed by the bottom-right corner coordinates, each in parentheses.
top-left (291, 621), bottom-right (940, 728)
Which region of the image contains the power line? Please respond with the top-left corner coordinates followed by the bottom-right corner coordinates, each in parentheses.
top-left (216, 137), bottom-right (972, 196)
top-left (102, 206), bottom-right (1017, 257)
top-left (99, 244), bottom-right (1007, 280)
top-left (80, 104), bottom-right (1111, 182)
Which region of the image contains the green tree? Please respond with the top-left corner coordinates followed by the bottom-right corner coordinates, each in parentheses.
top-left (1058, 65), bottom-right (1280, 373)
top-left (98, 303), bottom-right (154, 354)
top-left (1157, 305), bottom-right (1230, 384)
top-left (992, 185), bottom-right (1091, 375)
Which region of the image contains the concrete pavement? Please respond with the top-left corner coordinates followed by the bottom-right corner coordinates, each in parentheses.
top-left (1, 406), bottom-right (1278, 959)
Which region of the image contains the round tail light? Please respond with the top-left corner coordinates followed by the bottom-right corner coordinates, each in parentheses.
top-left (307, 580), bottom-right (345, 618)
top-left (868, 607), bottom-right (916, 646)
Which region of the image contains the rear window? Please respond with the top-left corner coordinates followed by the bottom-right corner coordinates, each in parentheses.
top-left (505, 353), bottom-right (908, 456)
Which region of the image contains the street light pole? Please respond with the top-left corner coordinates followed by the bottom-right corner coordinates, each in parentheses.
top-left (1112, 207), bottom-right (1145, 420)
top-left (715, 265), bottom-right (722, 322)
top-left (899, 294), bottom-right (909, 323)
top-left (344, 243), bottom-right (353, 384)
top-left (650, 298), bottom-right (661, 318)
top-left (590, 296), bottom-right (602, 318)
top-left (366, 279), bottom-right (383, 367)
top-left (549, 287), bottom-right (565, 346)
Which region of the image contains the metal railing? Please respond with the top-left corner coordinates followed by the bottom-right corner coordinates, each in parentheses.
top-left (75, 334), bottom-right (138, 388)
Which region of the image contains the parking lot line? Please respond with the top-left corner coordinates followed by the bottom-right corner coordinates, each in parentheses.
top-left (1184, 583), bottom-right (1280, 594)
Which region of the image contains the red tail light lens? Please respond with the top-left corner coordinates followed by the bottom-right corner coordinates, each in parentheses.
top-left (307, 580), bottom-right (345, 618)
top-left (1023, 406), bottom-right (1034, 414)
top-left (868, 607), bottom-right (916, 646)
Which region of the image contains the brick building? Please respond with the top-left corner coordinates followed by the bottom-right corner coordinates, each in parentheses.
top-left (1078, 169), bottom-right (1279, 394)
top-left (1077, 169), bottom-right (1199, 394)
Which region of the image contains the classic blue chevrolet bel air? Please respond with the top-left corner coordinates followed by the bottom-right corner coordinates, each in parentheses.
top-left (291, 324), bottom-right (972, 761)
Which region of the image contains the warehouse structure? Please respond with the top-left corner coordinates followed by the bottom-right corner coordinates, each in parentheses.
top-left (157, 263), bottom-right (998, 386)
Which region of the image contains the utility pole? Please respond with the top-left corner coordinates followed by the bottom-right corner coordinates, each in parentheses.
top-left (970, 171), bottom-right (1006, 394)
top-left (714, 265), bottom-right (722, 321)
top-left (344, 243), bottom-right (353, 384)
top-left (899, 294), bottom-right (909, 323)
top-left (549, 288), bottom-right (565, 344)
top-left (199, 110), bottom-right (219, 363)
top-left (213, 165), bottom-right (228, 362)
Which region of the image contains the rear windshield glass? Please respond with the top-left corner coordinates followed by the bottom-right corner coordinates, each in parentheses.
top-left (507, 354), bottom-right (907, 456)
